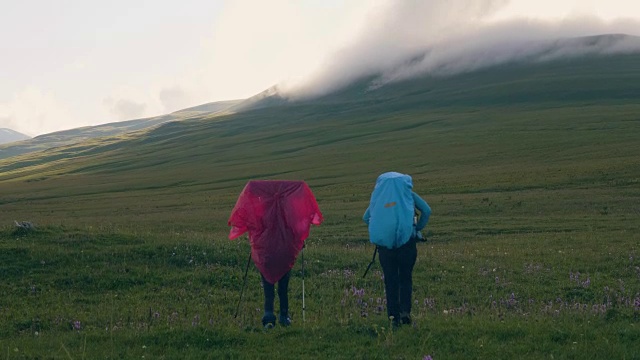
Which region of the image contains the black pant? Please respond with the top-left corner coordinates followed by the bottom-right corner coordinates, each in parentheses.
top-left (262, 271), bottom-right (290, 315)
top-left (378, 239), bottom-right (417, 319)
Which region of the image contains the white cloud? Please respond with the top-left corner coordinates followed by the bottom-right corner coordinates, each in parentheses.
top-left (491, 0), bottom-right (640, 22)
top-left (159, 86), bottom-right (191, 113)
top-left (284, 0), bottom-right (510, 99)
top-left (187, 0), bottom-right (374, 103)
top-left (75, 1), bottom-right (374, 127)
top-left (371, 17), bottom-right (640, 87)
top-left (0, 87), bottom-right (77, 136)
top-left (102, 84), bottom-right (167, 122)
top-left (283, 0), bottom-right (640, 99)
top-left (103, 97), bottom-right (147, 121)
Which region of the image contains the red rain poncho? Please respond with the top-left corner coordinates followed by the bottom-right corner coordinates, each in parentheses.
top-left (228, 180), bottom-right (323, 284)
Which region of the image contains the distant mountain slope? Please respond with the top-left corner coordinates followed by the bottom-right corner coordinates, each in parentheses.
top-left (0, 128), bottom-right (30, 145)
top-left (1, 37), bottom-right (639, 190)
top-left (3, 35), bottom-right (636, 163)
top-left (174, 99), bottom-right (243, 115)
top-left (236, 34), bottom-right (640, 111)
top-left (231, 51), bottom-right (640, 119)
top-left (320, 52), bottom-right (640, 109)
top-left (0, 99), bottom-right (242, 160)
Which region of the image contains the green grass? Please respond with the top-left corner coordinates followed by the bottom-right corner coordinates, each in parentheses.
top-left (1, 54), bottom-right (639, 359)
top-left (1, 223), bottom-right (638, 359)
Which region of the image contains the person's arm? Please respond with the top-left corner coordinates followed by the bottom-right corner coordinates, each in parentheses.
top-left (412, 192), bottom-right (431, 231)
top-left (363, 207), bottom-right (371, 225)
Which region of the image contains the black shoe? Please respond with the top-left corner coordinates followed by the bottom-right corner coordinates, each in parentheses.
top-left (399, 312), bottom-right (411, 325)
top-left (262, 313), bottom-right (276, 329)
top-left (279, 314), bottom-right (291, 327)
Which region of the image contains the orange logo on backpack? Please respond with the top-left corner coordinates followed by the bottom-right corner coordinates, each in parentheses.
top-left (384, 202), bottom-right (397, 208)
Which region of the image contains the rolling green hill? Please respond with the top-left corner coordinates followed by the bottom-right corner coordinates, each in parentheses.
top-left (1, 50), bottom-right (638, 198)
top-left (0, 99), bottom-right (241, 161)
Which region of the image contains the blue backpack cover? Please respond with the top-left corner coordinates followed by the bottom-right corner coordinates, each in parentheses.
top-left (364, 172), bottom-right (415, 249)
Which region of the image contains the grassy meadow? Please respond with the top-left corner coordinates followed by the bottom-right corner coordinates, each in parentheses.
top-left (1, 56), bottom-right (640, 359)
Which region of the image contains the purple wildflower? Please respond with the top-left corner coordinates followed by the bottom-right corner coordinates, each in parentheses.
top-left (351, 287), bottom-right (365, 297)
top-left (424, 298), bottom-right (435, 309)
top-left (73, 321), bottom-right (82, 330)
top-left (582, 277), bottom-right (591, 288)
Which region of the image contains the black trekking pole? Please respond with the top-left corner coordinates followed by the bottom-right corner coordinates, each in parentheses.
top-left (362, 246), bottom-right (378, 278)
top-left (234, 250), bottom-right (252, 318)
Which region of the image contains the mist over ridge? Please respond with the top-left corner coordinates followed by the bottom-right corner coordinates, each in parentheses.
top-left (281, 0), bottom-right (640, 100)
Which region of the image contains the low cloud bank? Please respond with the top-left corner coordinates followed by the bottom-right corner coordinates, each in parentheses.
top-left (283, 0), bottom-right (640, 100)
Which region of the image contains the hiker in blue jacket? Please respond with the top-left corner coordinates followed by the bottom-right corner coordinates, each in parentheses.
top-left (363, 172), bottom-right (431, 326)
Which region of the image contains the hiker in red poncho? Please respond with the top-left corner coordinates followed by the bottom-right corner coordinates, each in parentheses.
top-left (228, 180), bottom-right (323, 328)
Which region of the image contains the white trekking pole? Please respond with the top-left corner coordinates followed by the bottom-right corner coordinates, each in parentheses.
top-left (302, 245), bottom-right (306, 323)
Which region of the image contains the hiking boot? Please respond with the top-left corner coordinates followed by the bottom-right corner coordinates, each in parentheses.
top-left (262, 312), bottom-right (276, 329)
top-left (399, 312), bottom-right (412, 325)
top-left (279, 314), bottom-right (291, 327)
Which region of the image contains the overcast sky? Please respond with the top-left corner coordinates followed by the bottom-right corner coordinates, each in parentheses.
top-left (1, 0), bottom-right (639, 136)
